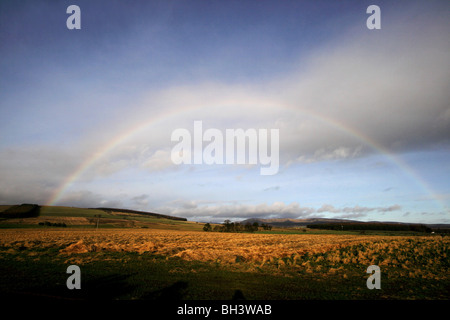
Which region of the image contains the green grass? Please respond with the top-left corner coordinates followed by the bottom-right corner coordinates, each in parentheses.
top-left (40, 206), bottom-right (113, 218)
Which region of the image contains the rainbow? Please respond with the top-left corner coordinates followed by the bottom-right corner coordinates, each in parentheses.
top-left (45, 105), bottom-right (186, 207)
top-left (46, 99), bottom-right (445, 212)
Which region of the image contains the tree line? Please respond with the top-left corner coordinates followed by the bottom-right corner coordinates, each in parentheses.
top-left (306, 222), bottom-right (432, 233)
top-left (203, 220), bottom-right (272, 233)
top-left (38, 221), bottom-right (67, 227)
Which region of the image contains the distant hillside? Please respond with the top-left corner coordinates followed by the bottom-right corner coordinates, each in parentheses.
top-left (0, 204), bottom-right (196, 230)
top-left (240, 217), bottom-right (360, 228)
top-left (93, 207), bottom-right (187, 222)
top-left (240, 217), bottom-right (450, 232)
top-left (307, 222), bottom-right (433, 233)
top-left (0, 204), bottom-right (40, 219)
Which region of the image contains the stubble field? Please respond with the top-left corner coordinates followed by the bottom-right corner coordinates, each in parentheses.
top-left (0, 228), bottom-right (448, 300)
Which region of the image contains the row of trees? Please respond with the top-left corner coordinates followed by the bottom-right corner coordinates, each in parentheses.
top-left (203, 220), bottom-right (272, 233)
top-left (38, 221), bottom-right (67, 227)
top-left (307, 222), bottom-right (432, 233)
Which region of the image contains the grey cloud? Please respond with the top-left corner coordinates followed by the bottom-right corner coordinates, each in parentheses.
top-left (49, 16), bottom-right (449, 178)
top-left (0, 146), bottom-right (86, 205)
top-left (155, 201), bottom-right (402, 222)
top-left (56, 190), bottom-right (124, 209)
top-left (156, 201), bottom-right (316, 222)
top-left (379, 205), bottom-right (402, 212)
top-left (318, 204), bottom-right (401, 215)
top-left (317, 204), bottom-right (339, 213)
top-left (139, 17), bottom-right (449, 170)
top-left (342, 206), bottom-right (375, 214)
top-left (332, 212), bottom-right (369, 220)
top-left (263, 186), bottom-right (280, 192)
top-left (277, 15), bottom-right (450, 163)
top-left (131, 194), bottom-right (150, 207)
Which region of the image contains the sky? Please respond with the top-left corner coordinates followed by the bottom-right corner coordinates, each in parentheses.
top-left (0, 0), bottom-right (449, 224)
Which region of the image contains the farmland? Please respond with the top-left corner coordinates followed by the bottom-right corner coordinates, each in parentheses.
top-left (0, 224), bottom-right (448, 300)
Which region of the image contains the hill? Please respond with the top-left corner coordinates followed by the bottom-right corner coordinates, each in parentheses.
top-left (240, 217), bottom-right (450, 232)
top-left (93, 207), bottom-right (187, 221)
top-left (240, 217), bottom-right (359, 228)
top-left (0, 204), bottom-right (40, 219)
top-left (0, 204), bottom-right (199, 231)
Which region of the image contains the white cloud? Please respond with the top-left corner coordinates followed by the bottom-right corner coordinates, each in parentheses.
top-left (155, 201), bottom-right (402, 222)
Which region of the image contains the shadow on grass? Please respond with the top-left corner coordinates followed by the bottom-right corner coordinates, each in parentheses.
top-left (232, 289), bottom-right (246, 300)
top-left (79, 273), bottom-right (137, 300)
top-left (140, 281), bottom-right (189, 300)
top-left (0, 272), bottom-right (137, 301)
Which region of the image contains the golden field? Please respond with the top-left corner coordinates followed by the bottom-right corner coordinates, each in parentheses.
top-left (0, 228), bottom-right (448, 281)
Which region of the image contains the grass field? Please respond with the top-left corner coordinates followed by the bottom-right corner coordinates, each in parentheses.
top-left (0, 222), bottom-right (448, 300)
top-left (0, 205), bottom-right (204, 230)
top-left (0, 205), bottom-right (448, 301)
